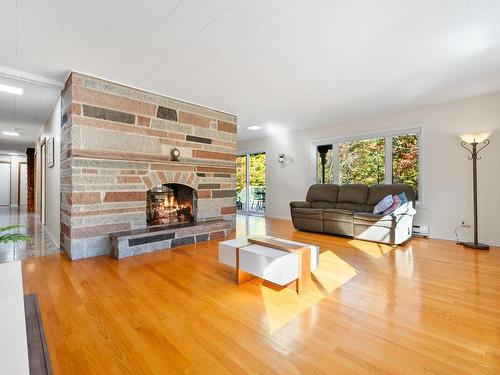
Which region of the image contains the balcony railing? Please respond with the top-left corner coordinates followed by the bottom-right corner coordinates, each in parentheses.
top-left (237, 185), bottom-right (265, 213)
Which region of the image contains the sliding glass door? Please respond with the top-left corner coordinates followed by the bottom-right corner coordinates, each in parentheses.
top-left (236, 152), bottom-right (266, 215)
top-left (236, 155), bottom-right (248, 211)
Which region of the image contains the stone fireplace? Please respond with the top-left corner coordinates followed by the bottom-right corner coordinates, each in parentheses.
top-left (146, 183), bottom-right (197, 227)
top-left (60, 73), bottom-right (237, 260)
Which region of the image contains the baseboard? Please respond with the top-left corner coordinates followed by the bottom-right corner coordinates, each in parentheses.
top-left (44, 228), bottom-right (60, 248)
top-left (428, 234), bottom-right (500, 247)
top-left (262, 216), bottom-right (500, 247)
top-left (265, 214), bottom-right (291, 220)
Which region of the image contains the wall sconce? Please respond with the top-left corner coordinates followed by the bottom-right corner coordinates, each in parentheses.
top-left (277, 153), bottom-right (293, 167)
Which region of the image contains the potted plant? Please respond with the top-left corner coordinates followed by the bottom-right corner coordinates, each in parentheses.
top-left (0, 225), bottom-right (31, 244)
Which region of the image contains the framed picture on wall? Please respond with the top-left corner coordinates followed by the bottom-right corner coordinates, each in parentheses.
top-left (47, 137), bottom-right (54, 168)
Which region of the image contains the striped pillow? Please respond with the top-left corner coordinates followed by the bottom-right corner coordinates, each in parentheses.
top-left (383, 194), bottom-right (402, 215)
top-left (373, 195), bottom-right (393, 214)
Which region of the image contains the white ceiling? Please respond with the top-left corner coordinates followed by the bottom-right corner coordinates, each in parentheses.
top-left (0, 72), bottom-right (61, 153)
top-left (1, 0), bottom-right (500, 145)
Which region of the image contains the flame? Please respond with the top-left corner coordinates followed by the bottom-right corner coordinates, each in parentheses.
top-left (151, 191), bottom-right (192, 226)
top-left (162, 194), bottom-right (190, 212)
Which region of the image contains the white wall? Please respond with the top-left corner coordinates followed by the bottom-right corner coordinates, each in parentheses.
top-left (238, 91), bottom-right (500, 246)
top-left (36, 96), bottom-right (61, 246)
top-left (0, 154), bottom-right (28, 206)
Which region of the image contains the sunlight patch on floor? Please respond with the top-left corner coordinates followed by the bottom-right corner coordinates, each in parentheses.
top-left (261, 250), bottom-right (358, 335)
top-left (348, 239), bottom-right (393, 259)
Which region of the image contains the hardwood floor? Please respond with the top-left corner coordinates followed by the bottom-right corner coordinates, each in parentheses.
top-left (22, 215), bottom-right (500, 374)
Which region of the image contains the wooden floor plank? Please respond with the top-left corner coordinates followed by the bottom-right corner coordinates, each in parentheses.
top-left (21, 215), bottom-right (500, 374)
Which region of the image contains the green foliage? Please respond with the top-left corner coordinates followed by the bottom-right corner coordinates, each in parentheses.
top-left (339, 138), bottom-right (385, 185)
top-left (236, 153), bottom-right (266, 194)
top-left (0, 225), bottom-right (31, 244)
top-left (248, 153), bottom-right (266, 187)
top-left (392, 134), bottom-right (419, 197)
top-left (236, 155), bottom-right (246, 193)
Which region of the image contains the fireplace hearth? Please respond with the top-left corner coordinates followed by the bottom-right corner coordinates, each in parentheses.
top-left (146, 184), bottom-right (197, 227)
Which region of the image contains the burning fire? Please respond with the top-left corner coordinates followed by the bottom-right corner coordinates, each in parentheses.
top-left (148, 185), bottom-right (194, 227)
top-left (162, 194), bottom-right (191, 211)
top-left (149, 194), bottom-right (192, 226)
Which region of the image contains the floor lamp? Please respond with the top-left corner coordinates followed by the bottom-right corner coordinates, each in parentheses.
top-left (459, 132), bottom-right (491, 250)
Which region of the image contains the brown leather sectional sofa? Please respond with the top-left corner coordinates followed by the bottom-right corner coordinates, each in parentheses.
top-left (290, 184), bottom-right (416, 245)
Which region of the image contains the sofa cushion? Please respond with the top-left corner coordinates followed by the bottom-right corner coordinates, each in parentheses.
top-left (311, 201), bottom-right (336, 209)
top-left (323, 208), bottom-right (354, 222)
top-left (366, 184), bottom-right (416, 212)
top-left (353, 212), bottom-right (397, 229)
top-left (291, 207), bottom-right (323, 220)
top-left (306, 184), bottom-right (339, 206)
top-left (336, 184), bottom-right (369, 211)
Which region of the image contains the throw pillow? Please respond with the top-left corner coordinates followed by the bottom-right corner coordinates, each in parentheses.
top-left (383, 194), bottom-right (402, 215)
top-left (373, 194), bottom-right (393, 214)
top-left (398, 192), bottom-right (409, 204)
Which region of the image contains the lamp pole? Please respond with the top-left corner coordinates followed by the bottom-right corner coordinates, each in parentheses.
top-left (460, 138), bottom-right (490, 250)
top-left (317, 144), bottom-right (333, 183)
top-left (471, 142), bottom-right (479, 246)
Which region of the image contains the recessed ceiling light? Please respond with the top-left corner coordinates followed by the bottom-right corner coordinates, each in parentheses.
top-left (0, 84), bottom-right (23, 96)
top-left (247, 126), bottom-right (262, 131)
top-left (3, 131), bottom-right (20, 136)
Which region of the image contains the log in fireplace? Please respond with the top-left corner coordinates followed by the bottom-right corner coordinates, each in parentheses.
top-left (146, 184), bottom-right (197, 227)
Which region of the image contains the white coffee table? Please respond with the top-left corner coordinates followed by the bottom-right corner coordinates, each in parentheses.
top-left (218, 236), bottom-right (319, 295)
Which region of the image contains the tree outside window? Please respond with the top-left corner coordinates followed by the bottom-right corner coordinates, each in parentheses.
top-left (392, 134), bottom-right (419, 198)
top-left (339, 138), bottom-right (385, 185)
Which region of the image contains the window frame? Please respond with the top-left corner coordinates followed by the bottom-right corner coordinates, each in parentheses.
top-left (310, 124), bottom-right (426, 207)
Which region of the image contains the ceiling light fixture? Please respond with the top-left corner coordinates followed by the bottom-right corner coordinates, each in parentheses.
top-left (0, 84), bottom-right (23, 95)
top-left (3, 131), bottom-right (20, 136)
top-left (247, 125), bottom-right (262, 131)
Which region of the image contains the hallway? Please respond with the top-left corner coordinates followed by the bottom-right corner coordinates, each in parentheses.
top-left (0, 206), bottom-right (60, 263)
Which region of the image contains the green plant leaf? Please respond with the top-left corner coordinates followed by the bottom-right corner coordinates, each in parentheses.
top-left (0, 225), bottom-right (31, 244)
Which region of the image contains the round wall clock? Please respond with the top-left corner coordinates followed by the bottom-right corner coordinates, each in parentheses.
top-left (170, 148), bottom-right (180, 162)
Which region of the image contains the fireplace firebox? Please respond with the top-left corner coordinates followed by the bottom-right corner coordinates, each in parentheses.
top-left (146, 184), bottom-right (197, 227)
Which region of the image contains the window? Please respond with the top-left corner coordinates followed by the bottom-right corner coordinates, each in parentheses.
top-left (339, 138), bottom-right (385, 185)
top-left (314, 129), bottom-right (422, 200)
top-left (392, 133), bottom-right (419, 198)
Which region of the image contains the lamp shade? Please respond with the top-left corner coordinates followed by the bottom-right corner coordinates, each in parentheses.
top-left (459, 132), bottom-right (491, 144)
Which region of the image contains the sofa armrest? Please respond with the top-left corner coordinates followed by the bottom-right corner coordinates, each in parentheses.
top-left (391, 202), bottom-right (416, 217)
top-left (290, 201), bottom-right (312, 209)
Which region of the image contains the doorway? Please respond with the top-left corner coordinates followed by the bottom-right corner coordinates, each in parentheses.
top-left (236, 152), bottom-right (266, 215)
top-left (40, 140), bottom-right (46, 224)
top-left (18, 162), bottom-right (27, 206)
top-left (0, 162), bottom-right (11, 206)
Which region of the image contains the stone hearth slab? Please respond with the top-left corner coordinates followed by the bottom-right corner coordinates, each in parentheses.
top-left (110, 219), bottom-right (233, 259)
